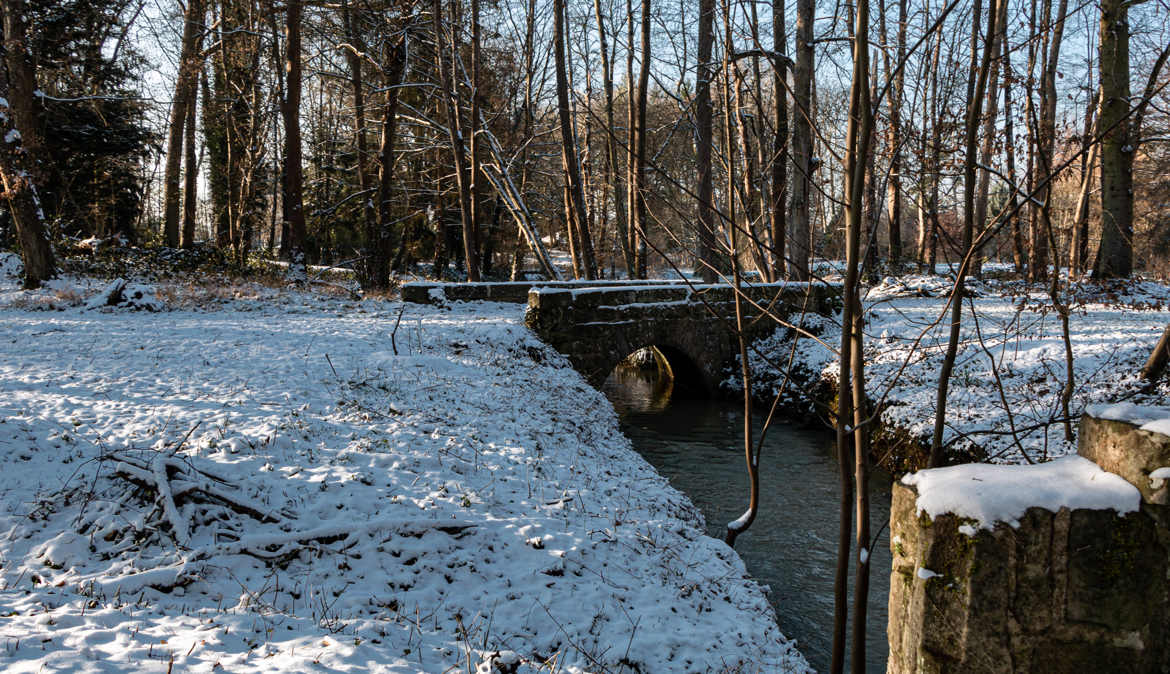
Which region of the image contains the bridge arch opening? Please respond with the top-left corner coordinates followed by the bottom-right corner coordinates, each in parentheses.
top-left (602, 345), bottom-right (708, 411)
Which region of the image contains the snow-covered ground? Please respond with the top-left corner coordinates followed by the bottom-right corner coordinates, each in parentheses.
top-left (0, 254), bottom-right (808, 673)
top-left (747, 273), bottom-right (1170, 465)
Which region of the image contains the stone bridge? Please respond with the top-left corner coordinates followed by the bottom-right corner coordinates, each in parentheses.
top-left (403, 280), bottom-right (839, 395)
top-left (525, 283), bottom-right (839, 394)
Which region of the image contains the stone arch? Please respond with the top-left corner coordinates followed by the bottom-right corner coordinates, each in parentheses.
top-left (643, 344), bottom-right (709, 398)
top-left (584, 320), bottom-right (732, 396)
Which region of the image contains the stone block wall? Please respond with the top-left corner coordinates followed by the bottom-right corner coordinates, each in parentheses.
top-left (401, 279), bottom-right (685, 305)
top-left (887, 413), bottom-right (1170, 673)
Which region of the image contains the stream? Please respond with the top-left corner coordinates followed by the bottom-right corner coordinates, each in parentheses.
top-left (602, 363), bottom-right (893, 673)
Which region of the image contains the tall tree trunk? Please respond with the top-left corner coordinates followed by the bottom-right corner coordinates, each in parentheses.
top-left (181, 89), bottom-right (199, 247)
top-left (511, 0), bottom-right (537, 279)
top-left (1034, 0), bottom-right (1068, 280)
top-left (0, 0), bottom-right (56, 288)
top-left (432, 0), bottom-right (479, 281)
top-left (561, 0), bottom-right (597, 279)
top-left (342, 1), bottom-right (377, 285)
top-left (625, 0), bottom-right (637, 276)
top-left (971, 0), bottom-right (1008, 275)
top-left (880, 0), bottom-right (907, 269)
top-left (163, 0), bottom-right (205, 247)
top-left (281, 0), bottom-right (308, 275)
top-left (430, 0), bottom-right (479, 280)
top-left (262, 0), bottom-right (285, 256)
top-left (838, 2), bottom-right (874, 668)
top-left (593, 0), bottom-right (634, 279)
top-left (553, 0), bottom-right (595, 280)
top-left (925, 20), bottom-right (942, 271)
top-left (931, 0), bottom-right (999, 467)
top-left (632, 0), bottom-right (651, 278)
top-left (1070, 89), bottom-right (1098, 277)
top-left (372, 36), bottom-right (407, 288)
top-left (1093, 0), bottom-right (1133, 279)
top-left (694, 0), bottom-right (718, 281)
top-left (470, 0), bottom-right (484, 275)
top-left (769, 0), bottom-right (788, 279)
top-left (1001, 35), bottom-right (1026, 274)
top-left (789, 0), bottom-right (814, 280)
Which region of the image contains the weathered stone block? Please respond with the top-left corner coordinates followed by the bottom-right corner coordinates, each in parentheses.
top-left (888, 481), bottom-right (1166, 674)
top-left (1079, 415), bottom-right (1170, 505)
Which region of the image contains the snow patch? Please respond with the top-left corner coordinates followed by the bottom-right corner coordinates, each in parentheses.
top-left (84, 278), bottom-right (165, 311)
top-left (1141, 419), bottom-right (1170, 437)
top-left (0, 288), bottom-right (808, 673)
top-left (1086, 402), bottom-right (1170, 426)
top-left (903, 456), bottom-right (1140, 531)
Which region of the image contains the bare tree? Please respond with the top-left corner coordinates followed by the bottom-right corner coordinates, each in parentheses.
top-left (930, 0), bottom-right (999, 467)
top-left (281, 0), bottom-right (308, 275)
top-left (163, 0), bottom-right (206, 247)
top-left (1094, 0), bottom-right (1133, 279)
top-left (0, 0), bottom-right (56, 288)
top-left (788, 0), bottom-right (814, 280)
top-left (833, 0), bottom-right (875, 666)
top-left (181, 87), bottom-right (199, 247)
top-left (629, 0), bottom-right (651, 278)
top-left (593, 0), bottom-right (635, 279)
top-left (880, 0), bottom-right (908, 268)
top-left (553, 0), bottom-right (596, 279)
top-left (769, 0), bottom-right (789, 279)
top-left (694, 0), bottom-right (718, 282)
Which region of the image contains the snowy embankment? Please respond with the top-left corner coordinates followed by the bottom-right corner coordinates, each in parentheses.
top-left (0, 260), bottom-right (807, 672)
top-left (746, 273), bottom-right (1170, 465)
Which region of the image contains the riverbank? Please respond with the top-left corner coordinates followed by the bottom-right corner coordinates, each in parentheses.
top-left (0, 256), bottom-right (809, 673)
top-left (739, 274), bottom-right (1170, 470)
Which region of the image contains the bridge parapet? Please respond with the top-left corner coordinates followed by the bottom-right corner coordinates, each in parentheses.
top-left (401, 279), bottom-right (684, 305)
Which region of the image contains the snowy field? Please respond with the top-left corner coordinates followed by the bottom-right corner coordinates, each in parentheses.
top-left (0, 255), bottom-right (808, 673)
top-left (747, 273), bottom-right (1170, 465)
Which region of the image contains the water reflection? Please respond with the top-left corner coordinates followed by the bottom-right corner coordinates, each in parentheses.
top-left (603, 362), bottom-right (892, 673)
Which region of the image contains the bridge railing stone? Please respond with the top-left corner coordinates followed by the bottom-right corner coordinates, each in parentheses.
top-left (887, 406), bottom-right (1170, 673)
top-left (401, 279), bottom-right (685, 305)
top-left (527, 281), bottom-right (841, 313)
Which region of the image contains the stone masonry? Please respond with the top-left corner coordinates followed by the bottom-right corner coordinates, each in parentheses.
top-left (887, 413), bottom-right (1170, 673)
top-left (523, 282), bottom-right (839, 393)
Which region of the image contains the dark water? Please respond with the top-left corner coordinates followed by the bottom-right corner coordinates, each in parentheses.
top-left (603, 364), bottom-right (892, 673)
